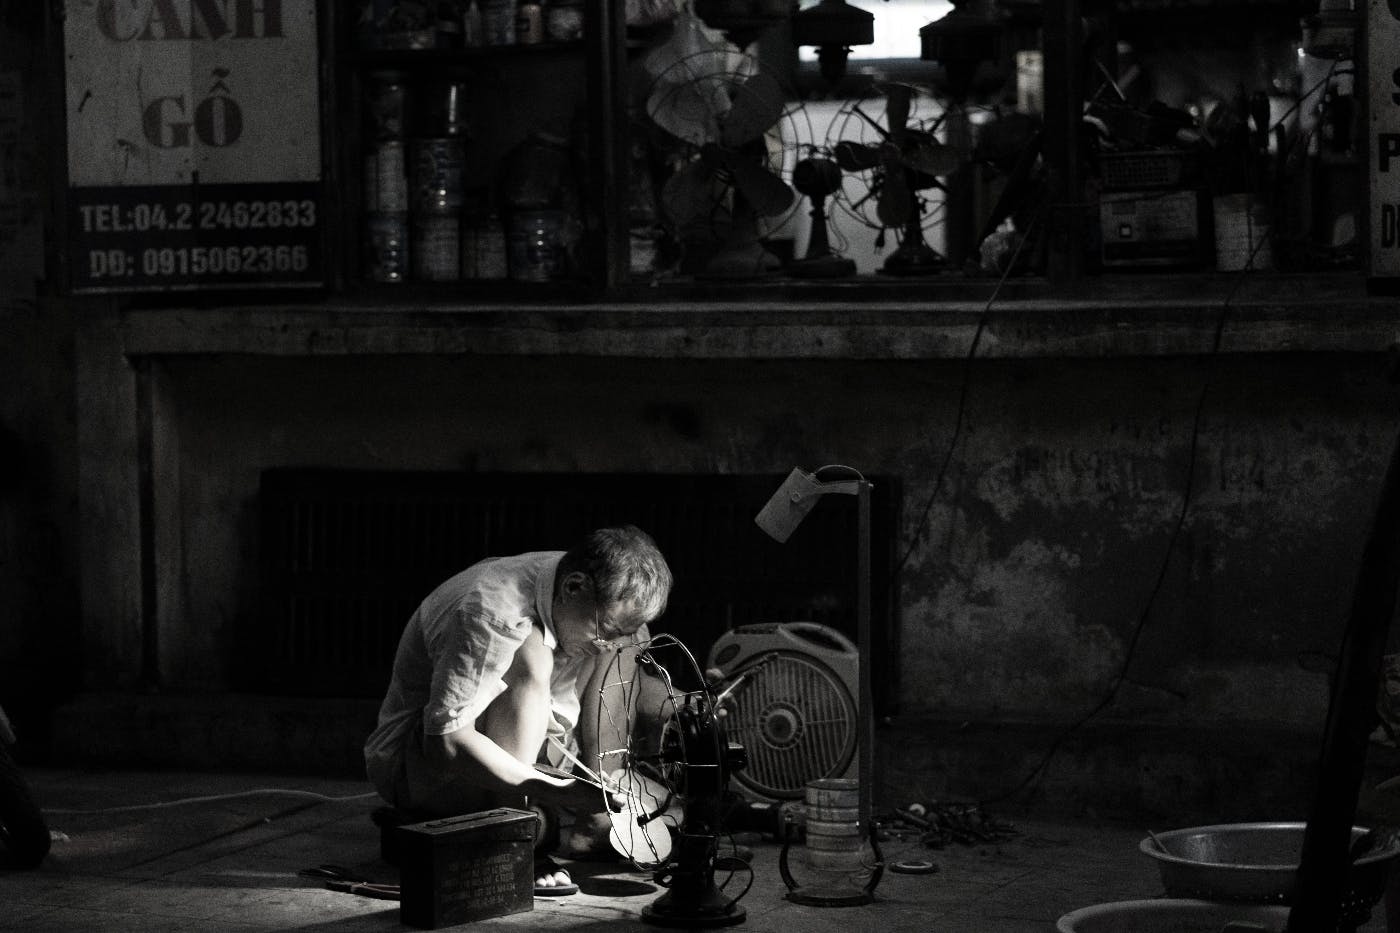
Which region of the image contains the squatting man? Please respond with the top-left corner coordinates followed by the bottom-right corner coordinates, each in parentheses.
top-left (364, 524), bottom-right (673, 894)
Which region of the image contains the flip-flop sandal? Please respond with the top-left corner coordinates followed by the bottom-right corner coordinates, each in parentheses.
top-left (533, 854), bottom-right (579, 897)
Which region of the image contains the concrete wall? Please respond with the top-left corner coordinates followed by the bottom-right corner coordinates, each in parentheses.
top-left (47, 327), bottom-right (1396, 820)
top-left (136, 349), bottom-right (1394, 733)
top-left (6, 0), bottom-right (1393, 824)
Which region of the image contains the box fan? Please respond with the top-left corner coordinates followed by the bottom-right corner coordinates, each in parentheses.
top-left (706, 621), bottom-right (860, 802)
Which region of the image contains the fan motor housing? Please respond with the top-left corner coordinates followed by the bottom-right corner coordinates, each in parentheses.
top-left (706, 621), bottom-right (860, 802)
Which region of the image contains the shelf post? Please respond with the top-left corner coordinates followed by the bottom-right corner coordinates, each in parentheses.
top-left (585, 0), bottom-right (629, 289)
top-left (1041, 0), bottom-right (1085, 283)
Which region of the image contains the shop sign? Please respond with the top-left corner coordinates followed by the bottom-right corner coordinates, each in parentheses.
top-left (1372, 0), bottom-right (1400, 279)
top-left (63, 0), bottom-right (323, 292)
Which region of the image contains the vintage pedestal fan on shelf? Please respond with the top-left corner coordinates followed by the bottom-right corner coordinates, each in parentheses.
top-left (827, 82), bottom-right (961, 275)
top-left (787, 153), bottom-right (858, 278)
top-left (645, 49), bottom-right (800, 279)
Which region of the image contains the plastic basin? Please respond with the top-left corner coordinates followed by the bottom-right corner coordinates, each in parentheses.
top-left (1056, 898), bottom-right (1290, 932)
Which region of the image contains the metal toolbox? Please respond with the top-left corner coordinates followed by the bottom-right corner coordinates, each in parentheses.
top-left (396, 807), bottom-right (539, 929)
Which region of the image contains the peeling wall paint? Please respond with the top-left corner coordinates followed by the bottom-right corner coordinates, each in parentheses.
top-left (118, 351), bottom-right (1400, 742)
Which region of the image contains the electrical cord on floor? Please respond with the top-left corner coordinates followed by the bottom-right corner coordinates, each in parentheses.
top-left (43, 787), bottom-right (380, 816)
top-left (299, 864), bottom-right (400, 900)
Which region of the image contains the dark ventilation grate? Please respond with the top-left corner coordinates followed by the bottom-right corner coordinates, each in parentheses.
top-left (247, 470), bottom-right (899, 713)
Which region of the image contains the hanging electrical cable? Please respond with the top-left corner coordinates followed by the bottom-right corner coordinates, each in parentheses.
top-left (981, 88), bottom-right (1331, 804)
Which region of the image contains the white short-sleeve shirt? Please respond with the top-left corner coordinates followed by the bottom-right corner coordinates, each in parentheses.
top-left (363, 551), bottom-right (587, 798)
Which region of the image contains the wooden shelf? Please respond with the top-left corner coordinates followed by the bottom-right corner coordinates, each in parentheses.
top-left (342, 40), bottom-right (587, 68)
top-left (112, 271), bottom-right (1396, 362)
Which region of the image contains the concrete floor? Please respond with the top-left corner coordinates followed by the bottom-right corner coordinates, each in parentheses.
top-left (0, 769), bottom-right (1391, 932)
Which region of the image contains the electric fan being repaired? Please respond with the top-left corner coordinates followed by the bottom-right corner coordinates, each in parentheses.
top-left (644, 15), bottom-right (799, 279)
top-left (580, 630), bottom-right (753, 928)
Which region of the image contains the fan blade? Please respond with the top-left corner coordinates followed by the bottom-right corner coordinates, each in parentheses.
top-left (718, 71), bottom-right (785, 148)
top-left (648, 80), bottom-right (723, 147)
top-left (877, 168), bottom-right (912, 227)
top-left (833, 140), bottom-right (883, 172)
top-left (720, 152), bottom-right (796, 217)
top-left (661, 159), bottom-right (721, 230)
top-left (885, 83), bottom-right (913, 142)
top-left (900, 140), bottom-right (960, 178)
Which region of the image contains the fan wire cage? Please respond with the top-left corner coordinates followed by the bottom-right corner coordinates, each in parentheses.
top-left (824, 86), bottom-right (951, 257)
top-left (642, 50), bottom-right (810, 277)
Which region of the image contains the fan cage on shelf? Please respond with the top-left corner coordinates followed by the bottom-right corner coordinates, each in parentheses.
top-left (641, 49), bottom-right (812, 275)
top-left (822, 89), bottom-right (950, 247)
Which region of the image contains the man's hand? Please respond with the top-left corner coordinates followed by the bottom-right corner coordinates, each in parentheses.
top-left (533, 765), bottom-right (632, 813)
top-left (528, 769), bottom-right (615, 813)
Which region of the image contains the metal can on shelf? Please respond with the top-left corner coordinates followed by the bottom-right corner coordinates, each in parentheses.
top-left (434, 1), bottom-right (465, 47)
top-left (354, 0), bottom-right (397, 50)
top-left (364, 211), bottom-right (410, 283)
top-left (545, 0), bottom-right (583, 41)
top-left (462, 0), bottom-right (484, 46)
top-left (364, 70), bottom-right (408, 139)
top-left (363, 140), bottom-right (409, 213)
top-left (507, 209), bottom-right (567, 282)
top-left (515, 1), bottom-right (543, 44)
top-left (462, 210), bottom-right (508, 279)
top-left (482, 0), bottom-right (515, 44)
top-left (422, 81), bottom-right (470, 138)
top-left (410, 137), bottom-right (466, 213)
top-left (412, 212), bottom-right (461, 281)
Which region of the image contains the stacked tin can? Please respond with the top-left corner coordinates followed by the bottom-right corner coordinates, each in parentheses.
top-left (363, 70), bottom-right (411, 283)
top-left (410, 81), bottom-right (469, 281)
top-left (461, 188), bottom-right (508, 280)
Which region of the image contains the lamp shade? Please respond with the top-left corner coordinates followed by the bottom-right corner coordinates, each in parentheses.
top-left (791, 0), bottom-right (875, 48)
top-left (754, 468), bottom-right (826, 542)
top-left (919, 0), bottom-right (1002, 66)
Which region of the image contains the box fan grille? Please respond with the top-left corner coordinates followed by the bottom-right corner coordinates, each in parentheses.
top-left (709, 622), bottom-right (860, 800)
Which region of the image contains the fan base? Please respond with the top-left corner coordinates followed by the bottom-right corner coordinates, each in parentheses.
top-left (880, 239), bottom-right (945, 276)
top-left (642, 894), bottom-right (747, 928)
top-left (694, 236), bottom-right (782, 281)
top-left (787, 254), bottom-right (856, 278)
top-left (785, 885), bottom-right (876, 907)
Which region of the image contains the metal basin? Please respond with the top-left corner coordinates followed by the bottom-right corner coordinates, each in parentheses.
top-left (1139, 821), bottom-right (1398, 921)
top-left (1057, 898), bottom-right (1290, 932)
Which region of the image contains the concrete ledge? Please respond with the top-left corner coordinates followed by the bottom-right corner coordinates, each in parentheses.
top-left (109, 273), bottom-right (1400, 361)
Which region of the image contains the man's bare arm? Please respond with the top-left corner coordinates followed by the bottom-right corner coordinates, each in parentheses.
top-left (426, 625), bottom-right (599, 811)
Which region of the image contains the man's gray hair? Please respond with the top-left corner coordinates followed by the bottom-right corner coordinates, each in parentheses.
top-left (561, 525), bottom-right (672, 621)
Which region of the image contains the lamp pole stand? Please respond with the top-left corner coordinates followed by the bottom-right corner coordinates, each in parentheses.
top-left (856, 479), bottom-right (874, 841)
top-left (764, 470), bottom-right (884, 906)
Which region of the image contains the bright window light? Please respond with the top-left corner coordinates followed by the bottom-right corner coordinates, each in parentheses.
top-left (795, 0), bottom-right (955, 63)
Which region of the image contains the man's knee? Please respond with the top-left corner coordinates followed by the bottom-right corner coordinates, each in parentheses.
top-left (503, 627), bottom-right (553, 697)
